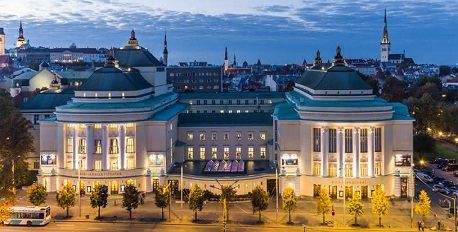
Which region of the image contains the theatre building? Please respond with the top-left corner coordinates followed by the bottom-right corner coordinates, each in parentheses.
top-left (37, 34), bottom-right (413, 199)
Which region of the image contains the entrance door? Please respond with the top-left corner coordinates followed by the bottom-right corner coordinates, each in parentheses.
top-left (329, 186), bottom-right (337, 199)
top-left (168, 180), bottom-right (179, 196)
top-left (313, 184), bottom-right (321, 197)
top-left (152, 179), bottom-right (159, 192)
top-left (361, 186), bottom-right (368, 199)
top-left (400, 177), bottom-right (408, 198)
top-left (111, 181), bottom-right (119, 195)
top-left (267, 179), bottom-right (276, 196)
top-left (345, 186), bottom-right (353, 199)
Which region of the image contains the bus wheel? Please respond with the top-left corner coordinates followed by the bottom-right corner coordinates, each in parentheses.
top-left (26, 221), bottom-right (32, 226)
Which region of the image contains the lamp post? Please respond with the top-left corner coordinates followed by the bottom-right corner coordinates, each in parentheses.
top-left (210, 179), bottom-right (239, 232)
top-left (275, 164), bottom-right (279, 224)
top-left (410, 164), bottom-right (414, 228)
top-left (77, 156), bottom-right (86, 218)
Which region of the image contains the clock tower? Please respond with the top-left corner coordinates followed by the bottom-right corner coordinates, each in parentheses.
top-left (380, 9), bottom-right (391, 62)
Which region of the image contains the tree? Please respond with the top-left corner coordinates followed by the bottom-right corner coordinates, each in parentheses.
top-left (27, 182), bottom-right (48, 206)
top-left (371, 186), bottom-right (389, 227)
top-left (382, 76), bottom-right (405, 102)
top-left (415, 190), bottom-right (431, 223)
top-left (56, 183), bottom-right (76, 218)
top-left (154, 184), bottom-right (170, 221)
top-left (316, 189), bottom-right (332, 225)
top-left (188, 184), bottom-right (205, 222)
top-left (413, 133), bottom-right (435, 154)
top-left (282, 187), bottom-right (297, 224)
top-left (0, 197), bottom-right (14, 225)
top-left (122, 184), bottom-right (139, 220)
top-left (251, 185), bottom-right (269, 223)
top-left (90, 184), bottom-right (108, 219)
top-left (0, 89), bottom-right (34, 198)
top-left (220, 185), bottom-right (236, 223)
top-left (348, 194), bottom-right (364, 226)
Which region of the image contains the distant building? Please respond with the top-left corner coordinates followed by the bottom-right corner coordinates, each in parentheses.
top-left (0, 27), bottom-right (5, 55)
top-left (167, 63), bottom-right (222, 92)
top-left (380, 10), bottom-right (390, 63)
top-left (16, 21), bottom-right (30, 49)
top-left (49, 47), bottom-right (106, 64)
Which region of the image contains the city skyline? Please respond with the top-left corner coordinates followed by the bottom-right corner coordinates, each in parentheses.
top-left (0, 0), bottom-right (457, 65)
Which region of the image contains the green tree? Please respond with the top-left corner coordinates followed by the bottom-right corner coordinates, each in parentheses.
top-left (282, 187), bottom-right (297, 224)
top-left (188, 184), bottom-right (205, 222)
top-left (27, 182), bottom-right (48, 206)
top-left (371, 186), bottom-right (389, 227)
top-left (0, 89), bottom-right (34, 198)
top-left (348, 194), bottom-right (364, 226)
top-left (154, 184), bottom-right (170, 221)
top-left (382, 76), bottom-right (405, 102)
top-left (316, 189), bottom-right (332, 224)
top-left (122, 184), bottom-right (139, 220)
top-left (413, 133), bottom-right (435, 154)
top-left (56, 183), bottom-right (76, 218)
top-left (251, 185), bottom-right (269, 223)
top-left (90, 184), bottom-right (108, 219)
top-left (0, 197), bottom-right (14, 225)
top-left (415, 190), bottom-right (431, 223)
top-left (220, 185), bottom-right (236, 223)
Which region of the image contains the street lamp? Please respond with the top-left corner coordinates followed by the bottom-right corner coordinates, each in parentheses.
top-left (210, 179), bottom-right (239, 232)
top-left (77, 156), bottom-right (86, 218)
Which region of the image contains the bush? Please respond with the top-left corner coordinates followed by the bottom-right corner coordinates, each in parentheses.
top-left (414, 133), bottom-right (435, 154)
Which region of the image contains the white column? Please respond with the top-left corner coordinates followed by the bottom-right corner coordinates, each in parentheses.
top-left (321, 127), bottom-right (329, 177)
top-left (337, 128), bottom-right (343, 177)
top-left (119, 125), bottom-right (125, 170)
top-left (72, 127), bottom-right (77, 170)
top-left (86, 125), bottom-right (94, 170)
top-left (353, 128), bottom-right (360, 178)
top-left (368, 127), bottom-right (375, 177)
top-left (102, 125), bottom-right (108, 170)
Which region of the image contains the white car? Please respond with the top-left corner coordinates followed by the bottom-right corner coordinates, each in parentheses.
top-left (417, 173), bottom-right (434, 183)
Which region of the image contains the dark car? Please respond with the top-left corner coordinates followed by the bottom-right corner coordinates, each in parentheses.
top-left (434, 177), bottom-right (445, 183)
top-left (444, 164), bottom-right (458, 172)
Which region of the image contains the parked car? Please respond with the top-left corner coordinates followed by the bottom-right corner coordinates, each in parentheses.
top-left (433, 177), bottom-right (445, 183)
top-left (417, 173), bottom-right (434, 183)
top-left (443, 164), bottom-right (458, 172)
top-left (432, 184), bottom-right (450, 195)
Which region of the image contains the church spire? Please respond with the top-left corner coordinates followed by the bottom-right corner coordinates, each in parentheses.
top-left (162, 33), bottom-right (168, 66)
top-left (313, 49), bottom-right (322, 67)
top-left (18, 21), bottom-right (24, 38)
top-left (224, 47), bottom-right (228, 61)
top-left (381, 8), bottom-right (390, 44)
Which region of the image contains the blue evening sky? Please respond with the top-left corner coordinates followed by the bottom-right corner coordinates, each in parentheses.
top-left (0, 0), bottom-right (456, 65)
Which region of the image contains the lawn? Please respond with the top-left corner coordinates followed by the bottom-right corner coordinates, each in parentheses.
top-left (414, 141), bottom-right (458, 163)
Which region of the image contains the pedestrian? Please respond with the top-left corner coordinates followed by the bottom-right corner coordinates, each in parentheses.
top-left (437, 220), bottom-right (441, 231)
top-left (417, 221), bottom-right (421, 231)
top-left (421, 221), bottom-right (425, 232)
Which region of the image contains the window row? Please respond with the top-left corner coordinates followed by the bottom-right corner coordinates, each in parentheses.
top-left (190, 99), bottom-right (272, 105)
top-left (66, 137), bottom-right (135, 154)
top-left (186, 146), bottom-right (267, 160)
top-left (312, 128), bottom-right (382, 153)
top-left (187, 131), bottom-right (266, 141)
top-left (312, 162), bottom-right (381, 177)
top-left (187, 109), bottom-right (268, 114)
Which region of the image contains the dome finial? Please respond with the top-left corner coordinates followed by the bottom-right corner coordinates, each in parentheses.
top-left (313, 49), bottom-right (322, 67)
top-left (127, 29), bottom-right (139, 46)
top-left (333, 45), bottom-right (345, 66)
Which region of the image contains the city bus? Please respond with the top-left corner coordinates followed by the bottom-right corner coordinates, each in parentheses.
top-left (3, 206), bottom-right (51, 226)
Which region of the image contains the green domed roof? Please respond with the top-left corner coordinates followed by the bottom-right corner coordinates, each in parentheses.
top-left (115, 46), bottom-right (164, 67)
top-left (79, 66), bottom-right (152, 91)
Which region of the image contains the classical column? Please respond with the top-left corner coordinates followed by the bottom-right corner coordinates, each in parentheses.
top-left (86, 125), bottom-right (94, 170)
top-left (119, 125), bottom-right (125, 170)
top-left (72, 127), bottom-right (77, 170)
top-left (321, 127), bottom-right (329, 177)
top-left (368, 127), bottom-right (375, 177)
top-left (353, 128), bottom-right (360, 178)
top-left (337, 128), bottom-right (343, 177)
top-left (101, 125), bottom-right (108, 170)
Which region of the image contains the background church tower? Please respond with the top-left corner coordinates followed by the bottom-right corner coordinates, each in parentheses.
top-left (224, 47), bottom-right (229, 71)
top-left (0, 28), bottom-right (5, 55)
top-left (380, 9), bottom-right (391, 62)
top-left (162, 33), bottom-right (168, 66)
top-left (16, 21), bottom-right (27, 48)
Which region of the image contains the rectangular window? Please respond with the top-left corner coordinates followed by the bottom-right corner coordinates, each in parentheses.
top-left (94, 160), bottom-right (102, 171)
top-left (94, 140), bottom-right (102, 154)
top-left (375, 162), bottom-right (381, 175)
top-left (360, 129), bottom-right (368, 153)
top-left (248, 133), bottom-right (254, 141)
top-left (78, 139), bottom-right (86, 154)
top-left (199, 132), bottom-right (206, 141)
top-left (211, 147), bottom-right (217, 159)
top-left (211, 133), bottom-right (217, 141)
top-left (375, 128), bottom-right (382, 152)
top-left (126, 138), bottom-right (135, 153)
top-left (223, 147), bottom-right (229, 160)
top-left (199, 147), bottom-right (205, 160)
top-left (328, 129), bottom-right (337, 153)
top-left (329, 163), bottom-right (337, 177)
top-left (186, 132), bottom-right (193, 141)
top-left (94, 124), bottom-right (102, 129)
top-left (345, 164), bottom-right (353, 177)
top-left (236, 132), bottom-right (241, 141)
top-left (313, 128), bottom-right (321, 152)
top-left (260, 147), bottom-right (266, 159)
top-left (313, 162), bottom-right (321, 176)
top-left (344, 129), bottom-right (353, 153)
top-left (360, 163), bottom-right (368, 177)
top-left (109, 138), bottom-right (119, 154)
top-left (33, 114), bottom-right (39, 125)
top-left (187, 147), bottom-right (194, 160)
top-left (236, 147), bottom-right (242, 160)
top-left (110, 160), bottom-right (118, 170)
top-left (260, 132), bottom-right (266, 140)
top-left (66, 137), bottom-right (73, 153)
top-left (224, 133), bottom-right (229, 140)
top-left (248, 147), bottom-right (254, 159)
top-left (127, 159), bottom-right (134, 169)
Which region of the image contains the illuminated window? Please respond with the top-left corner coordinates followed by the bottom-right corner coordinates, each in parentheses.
top-left (211, 147), bottom-right (217, 159)
top-left (313, 128), bottom-right (321, 152)
top-left (224, 133), bottom-right (229, 140)
top-left (110, 160), bottom-right (118, 170)
top-left (127, 159), bottom-right (135, 169)
top-left (345, 164), bottom-right (353, 177)
top-left (94, 124), bottom-right (102, 129)
top-left (66, 137), bottom-right (73, 153)
top-left (94, 140), bottom-right (102, 154)
top-left (187, 147), bottom-right (194, 160)
top-left (248, 147), bottom-right (254, 159)
top-left (375, 162), bottom-right (381, 175)
top-left (236, 147), bottom-right (242, 160)
top-left (78, 139), bottom-right (86, 154)
top-left (360, 163), bottom-right (368, 177)
top-left (187, 132), bottom-right (193, 141)
top-left (109, 124), bottom-right (118, 129)
top-left (236, 132), bottom-right (242, 141)
top-left (223, 147), bottom-right (229, 160)
top-left (94, 160), bottom-right (102, 171)
top-left (199, 147), bottom-right (206, 160)
top-left (126, 138), bottom-right (135, 153)
top-left (329, 163), bottom-right (337, 177)
top-left (248, 133), bottom-right (254, 141)
top-left (313, 162), bottom-right (321, 176)
top-left (126, 123), bottom-right (134, 129)
top-left (260, 132), bottom-right (266, 140)
top-left (109, 138), bottom-right (119, 154)
top-left (199, 133), bottom-right (206, 141)
top-left (260, 147), bottom-right (266, 159)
